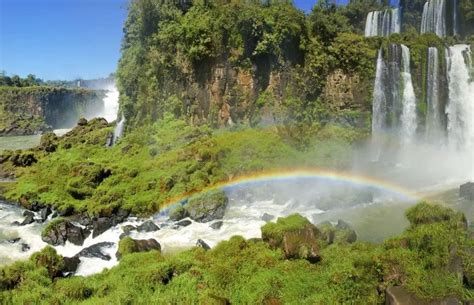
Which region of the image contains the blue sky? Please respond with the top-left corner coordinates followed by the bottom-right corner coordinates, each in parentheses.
top-left (0, 0), bottom-right (355, 81)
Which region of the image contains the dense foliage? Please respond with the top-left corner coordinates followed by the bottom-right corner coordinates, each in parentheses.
top-left (0, 203), bottom-right (472, 304)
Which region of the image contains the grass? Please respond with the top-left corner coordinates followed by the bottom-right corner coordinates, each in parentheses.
top-left (0, 203), bottom-right (472, 304)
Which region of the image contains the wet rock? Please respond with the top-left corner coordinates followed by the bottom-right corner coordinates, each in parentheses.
top-left (175, 220), bottom-right (192, 227)
top-left (262, 214), bottom-right (320, 263)
top-left (20, 215), bottom-right (35, 225)
top-left (58, 206), bottom-right (75, 217)
top-left (210, 221), bottom-right (223, 230)
top-left (67, 226), bottom-right (91, 246)
top-left (460, 182), bottom-right (474, 200)
top-left (11, 221), bottom-right (20, 226)
top-left (20, 243), bottom-right (30, 252)
top-left (40, 207), bottom-right (52, 221)
top-left (62, 256), bottom-right (81, 273)
top-left (92, 217), bottom-right (112, 238)
top-left (7, 237), bottom-right (21, 244)
top-left (23, 210), bottom-right (35, 218)
top-left (196, 239), bottom-right (211, 250)
top-left (137, 220), bottom-right (159, 232)
top-left (116, 238), bottom-right (161, 259)
top-left (169, 206), bottom-right (189, 222)
top-left (261, 213), bottom-right (275, 222)
top-left (122, 225), bottom-right (136, 234)
top-left (185, 190), bottom-right (228, 223)
top-left (105, 132), bottom-right (114, 147)
top-left (42, 219), bottom-right (90, 246)
top-left (76, 242), bottom-right (114, 260)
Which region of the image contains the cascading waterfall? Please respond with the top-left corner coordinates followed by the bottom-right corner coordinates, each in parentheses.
top-left (372, 48), bottom-right (387, 136)
top-left (421, 0), bottom-right (446, 37)
top-left (365, 8), bottom-right (401, 37)
top-left (101, 86), bottom-right (120, 123)
top-left (400, 45), bottom-right (417, 144)
top-left (446, 45), bottom-right (474, 151)
top-left (426, 47), bottom-right (442, 140)
top-left (113, 115), bottom-right (125, 144)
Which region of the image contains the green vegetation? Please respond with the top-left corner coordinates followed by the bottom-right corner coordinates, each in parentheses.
top-left (0, 203), bottom-right (472, 304)
top-left (3, 115), bottom-right (364, 216)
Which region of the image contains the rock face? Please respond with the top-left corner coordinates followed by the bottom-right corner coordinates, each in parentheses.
top-left (0, 87), bottom-right (105, 136)
top-left (262, 214), bottom-right (321, 263)
top-left (170, 190), bottom-right (228, 223)
top-left (116, 237), bottom-right (161, 259)
top-left (62, 256), bottom-right (81, 273)
top-left (41, 219), bottom-right (90, 246)
top-left (460, 182), bottom-right (474, 200)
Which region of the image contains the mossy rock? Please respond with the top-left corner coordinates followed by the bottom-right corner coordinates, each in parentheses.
top-left (116, 237), bottom-right (161, 259)
top-left (173, 190), bottom-right (228, 223)
top-left (406, 202), bottom-right (467, 228)
top-left (262, 214), bottom-right (321, 263)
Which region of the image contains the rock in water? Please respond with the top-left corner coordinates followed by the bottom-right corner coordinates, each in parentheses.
top-left (20, 243), bottom-right (30, 252)
top-left (184, 190), bottom-right (228, 223)
top-left (62, 256), bottom-right (81, 273)
top-left (42, 219), bottom-right (90, 246)
top-left (210, 221), bottom-right (223, 230)
top-left (76, 242), bottom-right (115, 260)
top-left (174, 220), bottom-right (192, 228)
top-left (261, 213), bottom-right (275, 222)
top-left (116, 237), bottom-right (161, 259)
top-left (460, 182), bottom-right (474, 200)
top-left (20, 215), bottom-right (35, 226)
top-left (92, 217), bottom-right (112, 238)
top-left (40, 207), bottom-right (52, 221)
top-left (137, 220), bottom-right (160, 232)
top-left (196, 239), bottom-right (211, 250)
top-left (262, 214), bottom-right (321, 263)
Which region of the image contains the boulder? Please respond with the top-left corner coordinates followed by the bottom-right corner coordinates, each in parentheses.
top-left (262, 214), bottom-right (321, 263)
top-left (261, 213), bottom-right (275, 222)
top-left (460, 182), bottom-right (474, 200)
top-left (20, 215), bottom-right (35, 226)
top-left (20, 243), bottom-right (30, 252)
top-left (122, 225), bottom-right (136, 234)
top-left (76, 242), bottom-right (114, 261)
top-left (23, 210), bottom-right (35, 218)
top-left (116, 237), bottom-right (161, 259)
top-left (39, 207), bottom-right (52, 222)
top-left (137, 220), bottom-right (160, 232)
top-left (317, 220), bottom-right (358, 245)
top-left (175, 220), bottom-right (192, 228)
top-left (210, 221), bottom-right (223, 230)
top-left (196, 239), bottom-right (211, 250)
top-left (62, 256), bottom-right (81, 273)
top-left (92, 217), bottom-right (112, 238)
top-left (41, 219), bottom-right (90, 246)
top-left (7, 237), bottom-right (20, 244)
top-left (77, 118), bottom-right (88, 126)
top-left (169, 206), bottom-right (189, 222)
top-left (185, 190), bottom-right (228, 223)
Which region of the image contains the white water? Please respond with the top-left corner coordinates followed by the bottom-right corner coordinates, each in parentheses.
top-left (365, 8), bottom-right (400, 37)
top-left (400, 45), bottom-right (417, 144)
top-left (113, 115), bottom-right (125, 144)
top-left (100, 86), bottom-right (120, 123)
top-left (426, 47), bottom-right (442, 140)
top-left (446, 45), bottom-right (474, 152)
top-left (421, 0), bottom-right (446, 37)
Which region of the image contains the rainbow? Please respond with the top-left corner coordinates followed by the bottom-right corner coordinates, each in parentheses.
top-left (160, 168), bottom-right (420, 212)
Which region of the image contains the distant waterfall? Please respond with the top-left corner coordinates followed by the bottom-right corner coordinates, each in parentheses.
top-left (446, 45), bottom-right (474, 151)
top-left (426, 47), bottom-right (442, 139)
top-left (421, 0), bottom-right (446, 37)
top-left (365, 8), bottom-right (401, 37)
top-left (101, 86), bottom-right (120, 123)
top-left (400, 45), bottom-right (417, 143)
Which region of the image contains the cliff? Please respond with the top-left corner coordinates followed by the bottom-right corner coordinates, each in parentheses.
top-left (0, 87), bottom-right (104, 136)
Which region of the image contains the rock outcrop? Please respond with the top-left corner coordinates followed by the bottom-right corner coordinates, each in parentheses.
top-left (169, 190), bottom-right (228, 223)
top-left (41, 219), bottom-right (90, 246)
top-left (262, 214), bottom-right (321, 263)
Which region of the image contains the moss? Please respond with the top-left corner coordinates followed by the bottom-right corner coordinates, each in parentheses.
top-left (406, 201), bottom-right (467, 227)
top-left (261, 214), bottom-right (311, 245)
top-left (117, 237), bottom-right (137, 258)
top-left (41, 218), bottom-right (67, 238)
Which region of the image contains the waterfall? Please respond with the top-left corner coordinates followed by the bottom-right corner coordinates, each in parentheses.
top-left (101, 86), bottom-right (120, 123)
top-left (446, 45), bottom-right (474, 151)
top-left (365, 8), bottom-right (401, 37)
top-left (426, 47), bottom-right (442, 139)
top-left (372, 48), bottom-right (387, 135)
top-left (113, 115), bottom-right (125, 144)
top-left (421, 0), bottom-right (446, 37)
top-left (400, 45), bottom-right (417, 143)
